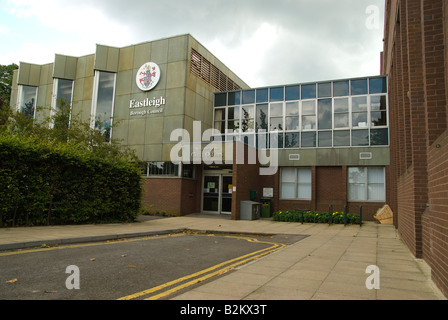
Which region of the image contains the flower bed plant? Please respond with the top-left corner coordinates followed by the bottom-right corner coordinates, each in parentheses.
top-left (273, 210), bottom-right (360, 225)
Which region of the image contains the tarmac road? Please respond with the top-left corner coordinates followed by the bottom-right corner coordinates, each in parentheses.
top-left (0, 231), bottom-right (304, 300)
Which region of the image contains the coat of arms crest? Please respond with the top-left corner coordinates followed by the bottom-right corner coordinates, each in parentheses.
top-left (136, 62), bottom-right (161, 91)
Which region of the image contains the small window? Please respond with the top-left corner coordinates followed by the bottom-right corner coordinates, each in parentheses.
top-left (318, 82), bottom-right (332, 98)
top-left (351, 79), bottom-right (368, 95)
top-left (270, 87), bottom-right (284, 102)
top-left (369, 77), bottom-right (387, 94)
top-left (214, 93), bottom-right (227, 107)
top-left (281, 167), bottom-right (312, 200)
top-left (227, 91), bottom-right (241, 106)
top-left (242, 90), bottom-right (255, 105)
top-left (301, 84), bottom-right (316, 100)
top-left (256, 88), bottom-right (268, 103)
top-left (146, 162), bottom-right (179, 177)
top-left (333, 80), bottom-right (350, 97)
top-left (348, 167), bottom-right (385, 201)
top-left (285, 85), bottom-right (300, 101)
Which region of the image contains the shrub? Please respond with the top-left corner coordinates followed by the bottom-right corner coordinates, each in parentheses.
top-left (273, 210), bottom-right (360, 225)
top-left (0, 103), bottom-right (142, 227)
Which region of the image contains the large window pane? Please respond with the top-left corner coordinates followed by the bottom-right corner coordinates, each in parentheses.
top-left (318, 99), bottom-right (332, 130)
top-left (256, 104), bottom-right (268, 132)
top-left (297, 168), bottom-right (312, 199)
top-left (214, 109), bottom-right (225, 134)
top-left (286, 102), bottom-right (299, 116)
top-left (281, 168), bottom-right (296, 199)
top-left (241, 105), bottom-right (254, 133)
top-left (94, 71), bottom-right (116, 141)
top-left (19, 86), bottom-right (37, 118)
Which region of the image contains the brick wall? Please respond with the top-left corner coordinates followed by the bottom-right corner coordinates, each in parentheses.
top-left (383, 0), bottom-right (448, 298)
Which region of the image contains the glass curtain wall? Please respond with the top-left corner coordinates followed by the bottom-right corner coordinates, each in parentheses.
top-left (213, 76), bottom-right (388, 149)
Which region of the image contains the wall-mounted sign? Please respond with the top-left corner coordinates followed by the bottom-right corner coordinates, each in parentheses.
top-left (136, 62), bottom-right (161, 91)
top-left (129, 96), bottom-right (166, 117)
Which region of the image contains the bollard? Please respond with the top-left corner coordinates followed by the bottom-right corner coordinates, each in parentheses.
top-left (360, 206), bottom-right (363, 227)
top-left (344, 205), bottom-right (348, 226)
top-left (329, 205), bottom-right (333, 225)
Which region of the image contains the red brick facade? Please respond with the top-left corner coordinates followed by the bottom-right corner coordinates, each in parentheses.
top-left (382, 0), bottom-right (448, 298)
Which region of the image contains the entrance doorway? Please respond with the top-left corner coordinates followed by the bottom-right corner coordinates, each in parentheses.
top-left (202, 174), bottom-right (233, 215)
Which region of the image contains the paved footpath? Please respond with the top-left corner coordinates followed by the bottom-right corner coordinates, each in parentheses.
top-left (0, 215), bottom-right (446, 300)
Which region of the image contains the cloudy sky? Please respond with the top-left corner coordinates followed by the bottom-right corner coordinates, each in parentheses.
top-left (1, 0), bottom-right (385, 87)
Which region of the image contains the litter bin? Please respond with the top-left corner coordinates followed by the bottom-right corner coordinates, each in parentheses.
top-left (261, 198), bottom-right (271, 218)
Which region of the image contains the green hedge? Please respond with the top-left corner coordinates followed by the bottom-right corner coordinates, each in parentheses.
top-left (0, 133), bottom-right (142, 227)
top-left (273, 210), bottom-right (360, 225)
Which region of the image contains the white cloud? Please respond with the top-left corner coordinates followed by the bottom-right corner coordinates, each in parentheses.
top-left (2, 0), bottom-right (385, 86)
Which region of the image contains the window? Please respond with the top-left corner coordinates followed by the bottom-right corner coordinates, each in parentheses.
top-left (270, 87), bottom-right (284, 102)
top-left (144, 162), bottom-right (179, 177)
top-left (318, 82), bottom-right (332, 98)
top-left (301, 84), bottom-right (316, 100)
top-left (352, 96), bottom-right (368, 128)
top-left (333, 80), bottom-right (349, 97)
top-left (241, 105), bottom-right (255, 133)
top-left (281, 167), bottom-right (312, 199)
top-left (92, 71), bottom-right (116, 141)
top-left (351, 79), bottom-right (368, 95)
top-left (214, 93), bottom-right (227, 107)
top-left (18, 85), bottom-right (37, 118)
top-left (348, 167), bottom-right (385, 201)
top-left (52, 79), bottom-right (74, 129)
top-left (213, 76), bottom-right (389, 149)
top-left (285, 102), bottom-right (299, 131)
top-left (227, 106), bottom-right (240, 133)
top-left (269, 103), bottom-right (283, 131)
top-left (301, 100), bottom-right (316, 130)
top-left (256, 104), bottom-right (268, 132)
top-left (334, 98), bottom-right (349, 128)
top-left (285, 85), bottom-right (300, 101)
top-left (228, 91), bottom-right (241, 106)
top-left (214, 108), bottom-right (225, 134)
top-left (256, 88), bottom-right (268, 103)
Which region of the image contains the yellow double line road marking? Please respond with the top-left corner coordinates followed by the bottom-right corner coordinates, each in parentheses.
top-left (118, 234), bottom-right (286, 300)
top-left (0, 233), bottom-right (186, 257)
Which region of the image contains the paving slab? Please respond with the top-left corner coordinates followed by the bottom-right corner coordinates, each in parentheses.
top-left (0, 215), bottom-right (446, 300)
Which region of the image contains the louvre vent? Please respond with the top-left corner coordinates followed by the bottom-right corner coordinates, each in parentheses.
top-left (190, 49), bottom-right (242, 92)
top-left (289, 154), bottom-right (300, 161)
top-left (359, 152), bottom-right (373, 160)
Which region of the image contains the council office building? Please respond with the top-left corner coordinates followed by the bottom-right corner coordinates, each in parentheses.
top-left (9, 34), bottom-right (389, 221)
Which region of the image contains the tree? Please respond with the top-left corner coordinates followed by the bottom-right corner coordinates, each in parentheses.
top-left (0, 64), bottom-right (18, 126)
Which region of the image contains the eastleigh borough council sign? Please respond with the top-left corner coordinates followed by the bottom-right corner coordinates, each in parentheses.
top-left (130, 62), bottom-right (166, 116)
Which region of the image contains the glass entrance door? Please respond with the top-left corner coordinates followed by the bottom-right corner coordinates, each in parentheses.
top-left (202, 174), bottom-right (232, 215)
